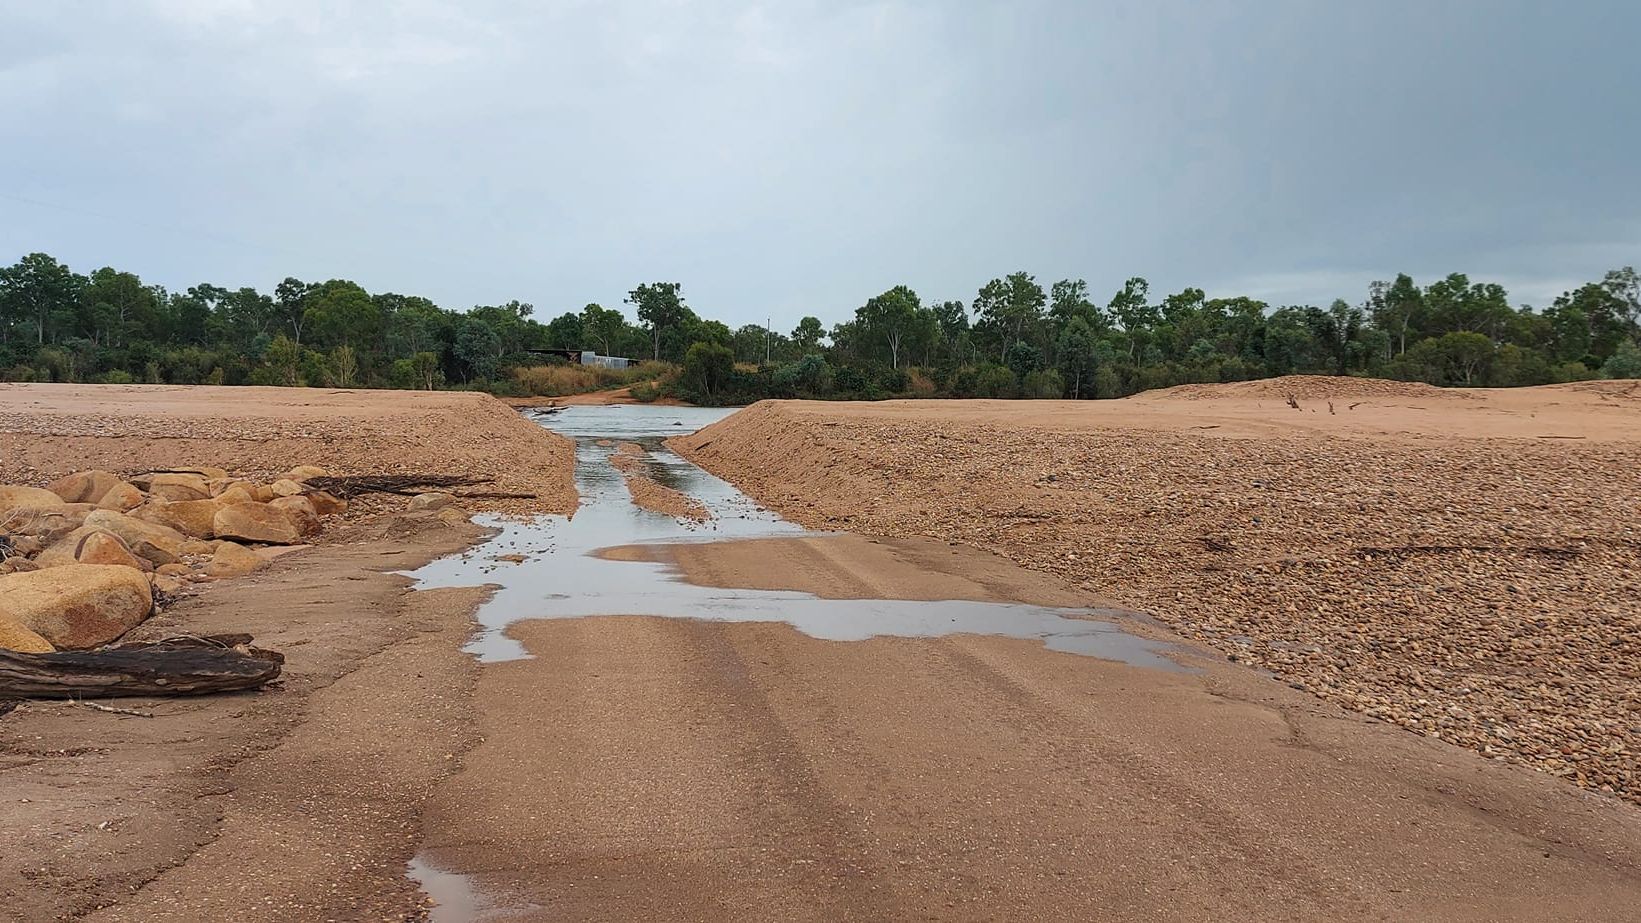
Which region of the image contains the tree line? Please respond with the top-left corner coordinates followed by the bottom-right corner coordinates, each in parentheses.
top-left (1, 251), bottom-right (1637, 403)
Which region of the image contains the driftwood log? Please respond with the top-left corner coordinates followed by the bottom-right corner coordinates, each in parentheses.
top-left (303, 473), bottom-right (492, 498)
top-left (0, 634), bottom-right (282, 699)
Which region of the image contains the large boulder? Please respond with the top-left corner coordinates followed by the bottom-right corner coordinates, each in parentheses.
top-left (213, 502), bottom-right (302, 545)
top-left (83, 510), bottom-right (186, 566)
top-left (284, 465), bottom-right (329, 481)
top-left (75, 531), bottom-right (148, 570)
top-left (136, 473), bottom-right (210, 501)
top-left (269, 478), bottom-right (306, 498)
top-left (96, 481), bottom-right (146, 512)
top-left (6, 505), bottom-right (91, 544)
top-left (0, 485), bottom-right (69, 511)
top-left (0, 618), bottom-right (54, 653)
top-left (33, 528), bottom-right (149, 571)
top-left (45, 470), bottom-right (123, 504)
top-left (205, 541), bottom-right (267, 578)
top-left (132, 499), bottom-right (223, 539)
top-left (0, 565), bottom-right (152, 650)
top-left (306, 490), bottom-right (348, 516)
top-left (268, 496), bottom-right (322, 538)
top-left (149, 483), bottom-right (210, 502)
top-left (32, 528), bottom-right (89, 568)
top-left (212, 480), bottom-right (274, 503)
top-left (407, 492), bottom-right (454, 511)
top-left (217, 485), bottom-right (255, 505)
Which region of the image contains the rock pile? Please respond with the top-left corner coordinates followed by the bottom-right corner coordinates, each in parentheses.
top-left (0, 465), bottom-right (350, 653)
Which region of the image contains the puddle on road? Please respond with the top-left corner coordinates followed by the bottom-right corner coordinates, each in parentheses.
top-left (406, 853), bottom-right (489, 921)
top-left (405, 405), bottom-right (1185, 671)
top-left (408, 852), bottom-right (536, 922)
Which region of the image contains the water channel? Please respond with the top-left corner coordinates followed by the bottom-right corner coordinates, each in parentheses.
top-left (404, 403), bottom-right (1183, 920)
top-left (405, 404), bottom-right (1181, 669)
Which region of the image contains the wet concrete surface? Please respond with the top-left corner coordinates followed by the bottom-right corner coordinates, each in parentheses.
top-left (405, 405), bottom-right (1183, 670)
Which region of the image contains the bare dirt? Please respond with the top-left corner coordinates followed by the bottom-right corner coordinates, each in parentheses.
top-left (671, 379), bottom-right (1641, 802)
top-left (0, 383), bottom-right (578, 516)
top-left (1, 515), bottom-right (488, 921)
top-left (0, 384), bottom-right (582, 919)
top-left (420, 533), bottom-right (1641, 921)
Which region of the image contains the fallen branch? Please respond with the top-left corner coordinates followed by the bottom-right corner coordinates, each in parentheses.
top-left (303, 474), bottom-right (493, 498)
top-left (0, 635), bottom-right (282, 699)
top-left (67, 700), bottom-right (154, 718)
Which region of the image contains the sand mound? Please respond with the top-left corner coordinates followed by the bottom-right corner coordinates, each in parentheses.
top-left (1548, 379), bottom-right (1641, 399)
top-left (1141, 375), bottom-right (1450, 402)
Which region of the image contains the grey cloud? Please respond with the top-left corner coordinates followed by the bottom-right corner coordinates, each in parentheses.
top-left (1, 0), bottom-right (1637, 327)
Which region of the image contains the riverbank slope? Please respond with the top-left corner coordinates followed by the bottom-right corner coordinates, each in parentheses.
top-left (671, 378), bottom-right (1641, 802)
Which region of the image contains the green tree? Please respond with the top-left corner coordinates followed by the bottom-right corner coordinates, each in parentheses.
top-left (580, 303), bottom-right (627, 356)
top-left (791, 316), bottom-right (825, 352)
top-left (856, 285), bottom-right (920, 369)
top-left (1602, 340), bottom-right (1641, 379)
top-left (1049, 279), bottom-right (1104, 329)
top-left (680, 340), bottom-right (734, 401)
top-left (80, 267), bottom-right (161, 348)
top-left (1108, 277), bottom-right (1156, 359)
top-left (303, 280), bottom-right (380, 348)
top-left (468, 300), bottom-right (539, 357)
top-left (330, 345), bottom-right (358, 387)
top-left (410, 351), bottom-right (442, 390)
top-left (274, 278), bottom-right (314, 345)
top-left (1057, 316), bottom-right (1100, 398)
top-left (0, 252), bottom-right (84, 345)
top-left (264, 334), bottom-right (302, 386)
top-left (627, 282), bottom-right (688, 361)
top-left (1368, 274), bottom-right (1423, 357)
top-left (1306, 300), bottom-right (1365, 375)
top-left (454, 317), bottom-right (502, 381)
top-left (973, 272), bottom-right (1046, 359)
top-left (1424, 273), bottom-right (1510, 338)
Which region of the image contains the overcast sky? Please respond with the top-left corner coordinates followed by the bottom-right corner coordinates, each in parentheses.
top-left (3, 0), bottom-right (1638, 328)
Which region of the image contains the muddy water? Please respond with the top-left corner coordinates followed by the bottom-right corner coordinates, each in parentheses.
top-left (406, 404), bottom-right (1182, 670)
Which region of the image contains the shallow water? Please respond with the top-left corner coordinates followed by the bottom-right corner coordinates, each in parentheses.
top-left (404, 404), bottom-right (1184, 671)
top-left (406, 854), bottom-right (495, 920)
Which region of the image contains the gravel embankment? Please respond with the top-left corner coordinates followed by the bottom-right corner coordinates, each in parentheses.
top-left (673, 386), bottom-right (1641, 803)
top-left (0, 384), bottom-right (576, 516)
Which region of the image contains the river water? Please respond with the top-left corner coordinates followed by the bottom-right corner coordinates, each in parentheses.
top-left (405, 404), bottom-right (1181, 669)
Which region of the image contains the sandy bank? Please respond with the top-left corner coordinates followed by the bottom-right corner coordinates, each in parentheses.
top-left (0, 384), bottom-right (579, 918)
top-left (671, 378), bottom-right (1641, 802)
top-left (0, 383), bottom-right (577, 516)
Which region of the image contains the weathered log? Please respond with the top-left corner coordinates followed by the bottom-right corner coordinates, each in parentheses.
top-left (303, 473), bottom-right (493, 498)
top-left (0, 635), bottom-right (282, 699)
